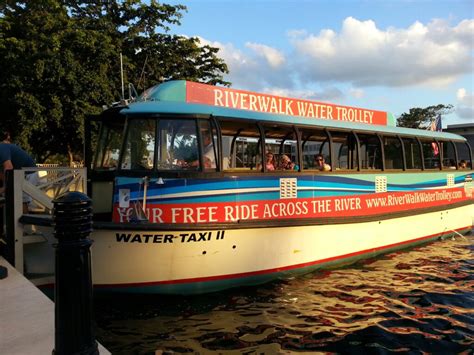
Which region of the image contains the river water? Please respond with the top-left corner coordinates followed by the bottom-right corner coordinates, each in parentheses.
top-left (94, 234), bottom-right (474, 354)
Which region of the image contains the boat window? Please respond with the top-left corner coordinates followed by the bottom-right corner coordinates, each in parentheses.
top-left (419, 138), bottom-right (441, 169)
top-left (441, 141), bottom-right (457, 169)
top-left (94, 122), bottom-right (123, 170)
top-left (383, 136), bottom-right (403, 169)
top-left (220, 120), bottom-right (262, 171)
top-left (198, 119), bottom-right (218, 171)
top-left (156, 119), bottom-right (199, 170)
top-left (331, 131), bottom-right (358, 170)
top-left (300, 129), bottom-right (331, 170)
top-left (358, 133), bottom-right (382, 170)
top-left (262, 124), bottom-right (298, 172)
top-left (121, 119), bottom-right (156, 170)
top-left (402, 137), bottom-right (422, 169)
top-left (454, 142), bottom-right (471, 169)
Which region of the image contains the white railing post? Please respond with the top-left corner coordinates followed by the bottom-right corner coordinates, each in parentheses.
top-left (13, 170), bottom-right (24, 273)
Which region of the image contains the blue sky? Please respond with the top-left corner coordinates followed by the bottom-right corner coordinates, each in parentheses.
top-left (167, 0), bottom-right (473, 127)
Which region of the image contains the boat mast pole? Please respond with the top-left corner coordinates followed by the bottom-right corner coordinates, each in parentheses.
top-left (120, 53), bottom-right (125, 101)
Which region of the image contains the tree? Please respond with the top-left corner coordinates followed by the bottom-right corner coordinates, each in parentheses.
top-left (0, 0), bottom-right (229, 163)
top-left (396, 104), bottom-right (453, 129)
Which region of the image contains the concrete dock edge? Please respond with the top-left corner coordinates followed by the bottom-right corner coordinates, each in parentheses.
top-left (0, 257), bottom-right (110, 354)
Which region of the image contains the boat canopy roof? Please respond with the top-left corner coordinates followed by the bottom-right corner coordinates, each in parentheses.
top-left (109, 80), bottom-right (466, 142)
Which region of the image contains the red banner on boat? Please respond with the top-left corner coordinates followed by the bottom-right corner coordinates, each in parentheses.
top-left (185, 81), bottom-right (388, 126)
top-left (113, 188), bottom-right (469, 224)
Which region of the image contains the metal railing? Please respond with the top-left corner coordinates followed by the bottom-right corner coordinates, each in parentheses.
top-left (28, 166), bottom-right (86, 212)
top-left (2, 167), bottom-right (87, 274)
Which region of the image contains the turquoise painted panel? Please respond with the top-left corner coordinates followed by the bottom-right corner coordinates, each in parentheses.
top-left (139, 80), bottom-right (186, 102)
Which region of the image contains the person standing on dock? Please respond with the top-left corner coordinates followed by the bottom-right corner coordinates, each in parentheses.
top-left (0, 132), bottom-right (38, 212)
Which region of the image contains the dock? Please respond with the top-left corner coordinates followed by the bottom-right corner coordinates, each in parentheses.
top-left (0, 257), bottom-right (110, 355)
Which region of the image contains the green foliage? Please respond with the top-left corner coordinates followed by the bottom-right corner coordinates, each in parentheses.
top-left (0, 0), bottom-right (229, 163)
top-left (396, 104), bottom-right (453, 129)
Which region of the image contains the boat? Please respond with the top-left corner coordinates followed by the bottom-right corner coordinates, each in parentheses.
top-left (14, 80), bottom-right (474, 294)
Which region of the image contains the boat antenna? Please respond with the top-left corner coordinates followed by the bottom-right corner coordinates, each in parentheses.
top-left (120, 52), bottom-right (125, 101)
top-left (128, 83), bottom-right (139, 101)
top-left (137, 54), bottom-right (149, 91)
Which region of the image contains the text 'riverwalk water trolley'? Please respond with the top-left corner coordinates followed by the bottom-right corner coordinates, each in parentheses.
top-left (13, 80), bottom-right (474, 294)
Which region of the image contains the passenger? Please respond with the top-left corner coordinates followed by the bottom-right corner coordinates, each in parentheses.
top-left (202, 133), bottom-right (216, 169)
top-left (315, 154), bottom-right (331, 171)
top-left (265, 152), bottom-right (275, 171)
top-left (278, 154), bottom-right (297, 170)
top-left (179, 131), bottom-right (216, 169)
top-left (0, 135), bottom-right (38, 213)
top-left (2, 130), bottom-right (11, 143)
top-left (459, 160), bottom-right (467, 169)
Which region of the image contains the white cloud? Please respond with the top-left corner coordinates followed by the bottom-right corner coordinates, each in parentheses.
top-left (196, 17), bottom-right (473, 105)
top-left (197, 37), bottom-right (291, 91)
top-left (349, 88), bottom-right (365, 99)
top-left (287, 29), bottom-right (308, 38)
top-left (245, 42), bottom-right (285, 68)
top-left (264, 87), bottom-right (344, 102)
top-left (290, 17), bottom-right (473, 87)
top-left (456, 88), bottom-right (474, 119)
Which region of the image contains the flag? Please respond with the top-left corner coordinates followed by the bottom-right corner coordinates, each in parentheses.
top-left (431, 114), bottom-right (442, 132)
top-left (430, 114), bottom-right (442, 155)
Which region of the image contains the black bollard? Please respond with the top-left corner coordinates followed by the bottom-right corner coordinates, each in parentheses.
top-left (53, 191), bottom-right (98, 355)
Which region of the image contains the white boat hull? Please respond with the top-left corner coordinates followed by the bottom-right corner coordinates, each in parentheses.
top-left (27, 204), bottom-right (472, 294)
top-left (22, 202), bottom-right (472, 294)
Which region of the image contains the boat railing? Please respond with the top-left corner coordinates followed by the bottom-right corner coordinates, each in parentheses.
top-left (29, 166), bottom-right (86, 212)
top-left (1, 167), bottom-right (87, 275)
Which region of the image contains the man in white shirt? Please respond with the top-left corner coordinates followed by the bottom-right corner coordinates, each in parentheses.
top-left (202, 133), bottom-right (216, 169)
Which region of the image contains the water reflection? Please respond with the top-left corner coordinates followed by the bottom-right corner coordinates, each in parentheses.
top-left (95, 235), bottom-right (473, 354)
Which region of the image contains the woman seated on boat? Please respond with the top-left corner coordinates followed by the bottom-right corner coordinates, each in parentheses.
top-left (264, 152), bottom-right (275, 171)
top-left (278, 154), bottom-right (298, 170)
top-left (314, 154), bottom-right (331, 171)
top-left (458, 160), bottom-right (467, 169)
top-left (256, 152), bottom-right (276, 171)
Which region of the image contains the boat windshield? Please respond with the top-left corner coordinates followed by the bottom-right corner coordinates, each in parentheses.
top-left (121, 118), bottom-right (156, 170)
top-left (93, 115), bottom-right (219, 172)
top-left (94, 121), bottom-right (123, 170)
top-left (118, 117), bottom-right (216, 171)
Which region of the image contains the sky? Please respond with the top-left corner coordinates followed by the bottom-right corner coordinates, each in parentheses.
top-left (167, 0), bottom-right (473, 127)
